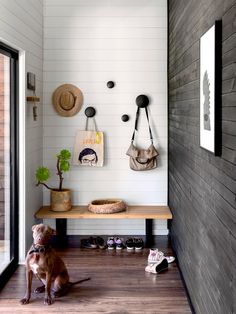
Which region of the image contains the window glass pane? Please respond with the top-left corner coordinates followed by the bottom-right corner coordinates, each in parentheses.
top-left (0, 52), bottom-right (11, 274)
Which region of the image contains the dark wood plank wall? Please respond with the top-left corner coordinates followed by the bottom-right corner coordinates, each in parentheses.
top-left (168, 0), bottom-right (236, 313)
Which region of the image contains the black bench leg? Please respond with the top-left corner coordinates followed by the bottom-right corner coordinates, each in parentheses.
top-left (55, 218), bottom-right (67, 247)
top-left (145, 219), bottom-right (154, 248)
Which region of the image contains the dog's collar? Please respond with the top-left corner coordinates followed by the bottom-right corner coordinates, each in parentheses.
top-left (29, 244), bottom-right (49, 255)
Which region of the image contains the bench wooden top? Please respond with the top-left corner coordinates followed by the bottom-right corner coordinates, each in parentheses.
top-left (35, 205), bottom-right (172, 220)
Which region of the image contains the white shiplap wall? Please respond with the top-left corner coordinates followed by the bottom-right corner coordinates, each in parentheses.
top-left (43, 0), bottom-right (168, 235)
top-left (0, 0), bottom-right (43, 252)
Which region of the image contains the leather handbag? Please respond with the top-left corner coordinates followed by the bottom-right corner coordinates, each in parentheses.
top-left (126, 106), bottom-right (159, 171)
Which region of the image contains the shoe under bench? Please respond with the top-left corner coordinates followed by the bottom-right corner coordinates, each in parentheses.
top-left (35, 205), bottom-right (172, 248)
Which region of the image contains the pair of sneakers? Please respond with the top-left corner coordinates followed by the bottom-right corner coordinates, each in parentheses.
top-left (107, 237), bottom-right (124, 250)
top-left (81, 236), bottom-right (106, 249)
top-left (145, 248), bottom-right (175, 274)
top-left (126, 238), bottom-right (144, 251)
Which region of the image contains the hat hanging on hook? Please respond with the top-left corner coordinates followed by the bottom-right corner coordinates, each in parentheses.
top-left (52, 84), bottom-right (83, 117)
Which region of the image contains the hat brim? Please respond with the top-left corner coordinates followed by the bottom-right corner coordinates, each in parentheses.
top-left (52, 84), bottom-right (83, 117)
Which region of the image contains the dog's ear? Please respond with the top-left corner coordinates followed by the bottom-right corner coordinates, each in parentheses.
top-left (46, 225), bottom-right (56, 236)
top-left (49, 227), bottom-right (56, 235)
top-left (32, 224), bottom-right (38, 232)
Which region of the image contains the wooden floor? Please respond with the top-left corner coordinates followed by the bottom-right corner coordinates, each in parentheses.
top-left (0, 239), bottom-right (191, 313)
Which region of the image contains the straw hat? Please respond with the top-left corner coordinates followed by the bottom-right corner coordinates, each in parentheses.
top-left (52, 84), bottom-right (83, 117)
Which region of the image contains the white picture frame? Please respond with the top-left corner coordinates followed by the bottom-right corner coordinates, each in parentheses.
top-left (200, 21), bottom-right (221, 155)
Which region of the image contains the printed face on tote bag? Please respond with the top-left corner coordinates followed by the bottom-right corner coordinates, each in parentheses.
top-left (78, 148), bottom-right (98, 166)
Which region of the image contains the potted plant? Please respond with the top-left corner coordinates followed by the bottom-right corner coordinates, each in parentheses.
top-left (35, 149), bottom-right (72, 212)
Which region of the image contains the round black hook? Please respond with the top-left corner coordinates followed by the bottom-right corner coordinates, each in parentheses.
top-left (85, 106), bottom-right (96, 117)
top-left (107, 81), bottom-right (115, 88)
top-left (121, 114), bottom-right (129, 122)
top-left (136, 95), bottom-right (149, 108)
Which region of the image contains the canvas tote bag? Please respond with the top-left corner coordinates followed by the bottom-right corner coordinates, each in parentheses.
top-left (126, 106), bottom-right (159, 171)
top-left (73, 117), bottom-right (104, 167)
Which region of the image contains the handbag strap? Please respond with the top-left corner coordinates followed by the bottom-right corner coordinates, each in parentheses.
top-left (85, 117), bottom-right (98, 132)
top-left (131, 106), bottom-right (153, 144)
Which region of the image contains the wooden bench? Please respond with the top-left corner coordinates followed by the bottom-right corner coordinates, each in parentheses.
top-left (35, 205), bottom-right (172, 247)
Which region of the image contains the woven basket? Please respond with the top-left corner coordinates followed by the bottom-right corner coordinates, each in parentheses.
top-left (88, 199), bottom-right (127, 214)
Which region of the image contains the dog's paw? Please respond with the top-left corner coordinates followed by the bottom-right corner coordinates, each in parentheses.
top-left (44, 296), bottom-right (53, 305)
top-left (20, 298), bottom-right (30, 305)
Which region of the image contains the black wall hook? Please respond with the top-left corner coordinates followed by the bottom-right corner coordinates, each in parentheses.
top-left (136, 95), bottom-right (149, 108)
top-left (107, 81), bottom-right (115, 88)
top-left (121, 114), bottom-right (129, 122)
top-left (85, 106), bottom-right (96, 117)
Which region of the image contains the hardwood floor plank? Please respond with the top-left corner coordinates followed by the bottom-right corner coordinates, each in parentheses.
top-left (0, 246), bottom-right (191, 313)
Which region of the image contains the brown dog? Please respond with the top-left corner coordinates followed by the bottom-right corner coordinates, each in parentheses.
top-left (20, 224), bottom-right (90, 305)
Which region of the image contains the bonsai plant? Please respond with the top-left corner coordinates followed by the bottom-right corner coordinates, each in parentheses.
top-left (35, 149), bottom-right (72, 212)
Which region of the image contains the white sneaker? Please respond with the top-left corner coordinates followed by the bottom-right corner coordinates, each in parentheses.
top-left (145, 257), bottom-right (168, 274)
top-left (148, 249), bottom-right (164, 265)
top-left (166, 256), bottom-right (175, 264)
top-left (148, 249), bottom-right (175, 264)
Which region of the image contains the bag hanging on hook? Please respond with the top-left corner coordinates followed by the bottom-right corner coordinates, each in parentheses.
top-left (126, 106), bottom-right (159, 171)
top-left (73, 116), bottom-right (104, 167)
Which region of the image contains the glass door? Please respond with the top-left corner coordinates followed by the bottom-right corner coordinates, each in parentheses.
top-left (0, 42), bottom-right (18, 290)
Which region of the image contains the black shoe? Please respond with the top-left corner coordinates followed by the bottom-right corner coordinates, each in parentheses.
top-left (96, 236), bottom-right (106, 249)
top-left (81, 237), bottom-right (97, 249)
top-left (125, 238), bottom-right (135, 250)
top-left (134, 238), bottom-right (144, 250)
